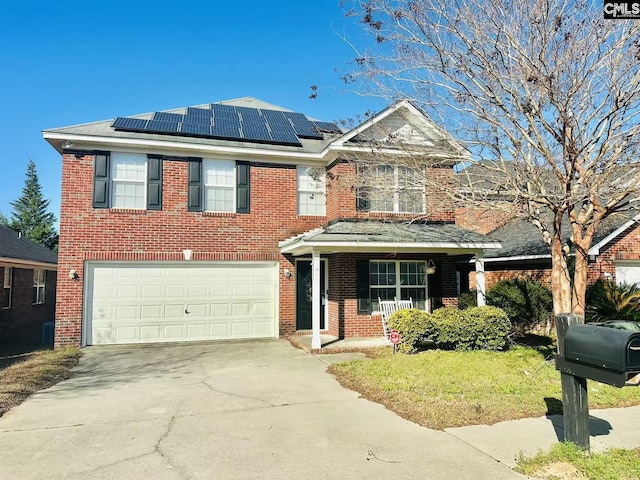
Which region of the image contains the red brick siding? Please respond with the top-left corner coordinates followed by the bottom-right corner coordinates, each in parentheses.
top-left (0, 266), bottom-right (56, 343)
top-left (58, 152), bottom-right (461, 347)
top-left (469, 267), bottom-right (552, 290)
top-left (455, 206), bottom-right (514, 234)
top-left (56, 153), bottom-right (324, 347)
top-left (592, 223), bottom-right (640, 284)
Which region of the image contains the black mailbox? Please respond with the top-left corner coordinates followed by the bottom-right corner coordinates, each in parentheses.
top-left (555, 324), bottom-right (640, 387)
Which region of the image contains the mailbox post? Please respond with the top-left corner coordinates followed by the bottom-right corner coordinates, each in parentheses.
top-left (555, 314), bottom-right (640, 452)
top-left (555, 314), bottom-right (590, 451)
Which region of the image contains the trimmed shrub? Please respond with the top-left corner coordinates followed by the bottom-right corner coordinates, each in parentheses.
top-left (424, 306), bottom-right (510, 351)
top-left (427, 307), bottom-right (466, 350)
top-left (458, 290), bottom-right (478, 310)
top-left (463, 306), bottom-right (511, 351)
top-left (388, 308), bottom-right (432, 354)
top-left (485, 279), bottom-right (552, 335)
top-left (586, 279), bottom-right (640, 322)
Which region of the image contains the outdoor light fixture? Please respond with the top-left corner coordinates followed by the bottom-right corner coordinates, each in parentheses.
top-left (284, 269), bottom-right (293, 278)
top-left (68, 269), bottom-right (79, 281)
top-left (426, 259), bottom-right (436, 275)
top-left (62, 140), bottom-right (74, 149)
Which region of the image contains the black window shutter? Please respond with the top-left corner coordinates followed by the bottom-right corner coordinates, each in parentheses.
top-left (356, 187), bottom-right (370, 211)
top-left (356, 259), bottom-right (371, 314)
top-left (236, 161), bottom-right (250, 214)
top-left (93, 153), bottom-right (110, 208)
top-left (188, 158), bottom-right (202, 212)
top-left (147, 155), bottom-right (163, 210)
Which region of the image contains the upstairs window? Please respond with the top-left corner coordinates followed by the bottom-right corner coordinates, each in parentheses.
top-left (358, 165), bottom-right (425, 214)
top-left (111, 153), bottom-right (147, 209)
top-left (187, 159), bottom-right (250, 214)
top-left (33, 269), bottom-right (46, 305)
top-left (204, 160), bottom-right (235, 212)
top-left (93, 152), bottom-right (162, 210)
top-left (297, 166), bottom-right (326, 216)
top-left (2, 267), bottom-right (12, 309)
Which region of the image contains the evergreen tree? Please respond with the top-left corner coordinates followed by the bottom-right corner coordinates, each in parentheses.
top-left (9, 159), bottom-right (58, 250)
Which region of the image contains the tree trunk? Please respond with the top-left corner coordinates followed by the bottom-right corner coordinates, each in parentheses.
top-left (571, 227), bottom-right (594, 319)
top-left (550, 232), bottom-right (572, 315)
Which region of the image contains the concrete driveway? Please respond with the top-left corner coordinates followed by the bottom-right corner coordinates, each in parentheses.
top-left (0, 340), bottom-right (523, 479)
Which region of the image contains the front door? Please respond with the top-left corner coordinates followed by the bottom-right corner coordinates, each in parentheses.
top-left (295, 260), bottom-right (326, 330)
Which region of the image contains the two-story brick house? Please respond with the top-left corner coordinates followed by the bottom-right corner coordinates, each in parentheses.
top-left (43, 97), bottom-right (499, 349)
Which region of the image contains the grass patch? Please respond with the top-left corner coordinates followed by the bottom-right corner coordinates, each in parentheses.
top-left (0, 347), bottom-right (81, 417)
top-left (516, 442), bottom-right (640, 480)
top-left (328, 346), bottom-right (640, 430)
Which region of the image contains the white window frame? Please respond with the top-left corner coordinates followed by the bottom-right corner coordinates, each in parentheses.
top-left (203, 159), bottom-right (235, 213)
top-left (366, 165), bottom-right (426, 214)
top-left (33, 269), bottom-right (46, 305)
top-left (111, 152), bottom-right (147, 209)
top-left (297, 166), bottom-right (326, 216)
top-left (369, 260), bottom-right (428, 310)
top-left (3, 267), bottom-right (12, 309)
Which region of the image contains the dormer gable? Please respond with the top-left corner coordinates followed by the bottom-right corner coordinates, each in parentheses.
top-left (330, 100), bottom-right (469, 164)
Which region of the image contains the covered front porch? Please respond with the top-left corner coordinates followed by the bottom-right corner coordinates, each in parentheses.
top-left (280, 220), bottom-right (501, 349)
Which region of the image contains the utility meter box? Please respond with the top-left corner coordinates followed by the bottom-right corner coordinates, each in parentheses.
top-left (555, 324), bottom-right (640, 387)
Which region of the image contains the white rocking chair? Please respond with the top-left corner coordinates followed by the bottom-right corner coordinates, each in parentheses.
top-left (378, 298), bottom-right (398, 341)
top-left (395, 297), bottom-right (413, 310)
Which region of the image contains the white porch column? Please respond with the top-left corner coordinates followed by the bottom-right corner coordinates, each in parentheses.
top-left (475, 253), bottom-right (486, 307)
top-left (311, 250), bottom-right (322, 349)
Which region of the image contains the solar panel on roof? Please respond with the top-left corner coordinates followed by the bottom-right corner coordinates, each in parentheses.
top-left (212, 116), bottom-right (241, 139)
top-left (144, 120), bottom-right (181, 133)
top-left (238, 108), bottom-right (272, 142)
top-left (111, 104), bottom-right (335, 147)
top-left (180, 123), bottom-right (213, 136)
top-left (313, 121), bottom-right (342, 133)
top-left (262, 110), bottom-right (301, 145)
top-left (283, 112), bottom-right (323, 139)
top-left (241, 124), bottom-right (272, 142)
top-left (185, 107), bottom-right (212, 124)
top-left (152, 112), bottom-right (185, 123)
top-left (112, 117), bottom-right (148, 130)
top-left (211, 103), bottom-right (237, 118)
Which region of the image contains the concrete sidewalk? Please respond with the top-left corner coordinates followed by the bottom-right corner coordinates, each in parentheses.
top-left (446, 405), bottom-right (640, 468)
top-left (0, 339), bottom-right (638, 479)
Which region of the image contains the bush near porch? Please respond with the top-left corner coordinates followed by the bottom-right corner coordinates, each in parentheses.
top-left (459, 279), bottom-right (553, 335)
top-left (388, 306), bottom-right (510, 353)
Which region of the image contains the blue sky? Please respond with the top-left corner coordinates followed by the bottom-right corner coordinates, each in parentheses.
top-left (0, 1), bottom-right (384, 223)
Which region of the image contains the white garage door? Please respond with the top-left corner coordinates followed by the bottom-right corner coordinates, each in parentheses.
top-left (86, 262), bottom-right (278, 345)
top-left (615, 261), bottom-right (640, 286)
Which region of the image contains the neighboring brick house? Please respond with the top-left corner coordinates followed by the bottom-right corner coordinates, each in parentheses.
top-left (0, 224), bottom-right (57, 343)
top-left (43, 97), bottom-right (500, 349)
top-left (458, 212), bottom-right (640, 293)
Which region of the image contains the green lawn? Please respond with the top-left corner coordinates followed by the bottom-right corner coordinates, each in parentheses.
top-left (329, 345), bottom-right (640, 430)
top-left (516, 442), bottom-right (640, 480)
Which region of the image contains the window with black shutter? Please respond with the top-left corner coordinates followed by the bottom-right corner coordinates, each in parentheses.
top-left (147, 155), bottom-right (163, 210)
top-left (92, 153), bottom-right (110, 208)
top-left (188, 158), bottom-right (203, 212)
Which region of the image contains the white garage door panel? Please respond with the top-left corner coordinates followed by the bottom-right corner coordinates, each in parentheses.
top-left (87, 263), bottom-right (278, 345)
top-left (615, 262), bottom-right (640, 286)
